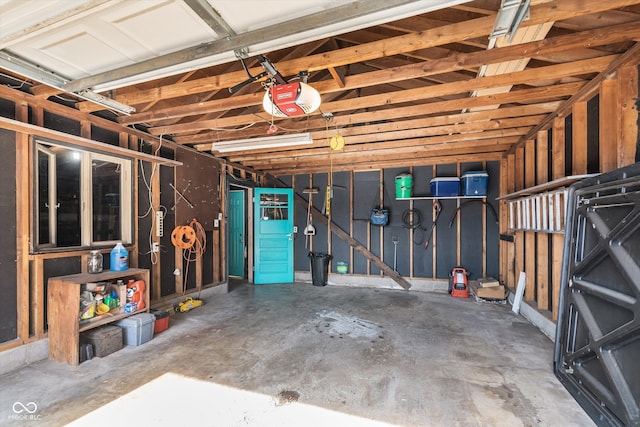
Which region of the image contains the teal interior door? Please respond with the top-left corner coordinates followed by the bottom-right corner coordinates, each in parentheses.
top-left (228, 190), bottom-right (245, 278)
top-left (254, 188), bottom-right (294, 284)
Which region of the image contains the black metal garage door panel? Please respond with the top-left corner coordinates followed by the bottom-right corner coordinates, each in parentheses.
top-left (555, 163), bottom-right (640, 427)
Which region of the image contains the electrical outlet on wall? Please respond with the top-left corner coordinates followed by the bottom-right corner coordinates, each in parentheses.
top-left (151, 242), bottom-right (159, 253)
top-left (214, 219), bottom-right (219, 228)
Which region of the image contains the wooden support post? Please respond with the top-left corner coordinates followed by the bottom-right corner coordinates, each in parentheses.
top-left (552, 118), bottom-right (567, 321)
top-left (536, 130), bottom-right (550, 311)
top-left (524, 139), bottom-right (536, 302)
top-left (31, 258), bottom-right (45, 338)
top-left (151, 158), bottom-right (161, 300)
top-left (213, 229), bottom-right (221, 283)
top-left (16, 102), bottom-right (30, 345)
top-left (599, 79), bottom-right (619, 173)
top-left (572, 102), bottom-right (588, 175)
top-left (618, 64), bottom-right (639, 167)
top-left (514, 148), bottom-right (525, 291)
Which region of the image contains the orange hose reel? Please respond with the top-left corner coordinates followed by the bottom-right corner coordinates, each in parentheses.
top-left (171, 225), bottom-right (196, 249)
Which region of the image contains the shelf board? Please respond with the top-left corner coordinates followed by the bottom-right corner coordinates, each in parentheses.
top-left (50, 268), bottom-right (148, 284)
top-left (397, 195), bottom-right (487, 200)
top-left (497, 174), bottom-right (599, 201)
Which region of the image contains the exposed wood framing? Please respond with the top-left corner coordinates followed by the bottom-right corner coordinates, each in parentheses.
top-left (618, 65), bottom-right (640, 166)
top-left (552, 117), bottom-right (566, 321)
top-left (572, 102), bottom-right (588, 175)
top-left (15, 102), bottom-right (30, 346)
top-left (524, 139), bottom-right (536, 302)
top-left (600, 79), bottom-right (620, 173)
top-left (535, 130), bottom-right (549, 311)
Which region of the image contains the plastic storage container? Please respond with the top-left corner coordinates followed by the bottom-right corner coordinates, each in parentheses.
top-left (151, 310), bottom-right (170, 334)
top-left (430, 177), bottom-right (460, 197)
top-left (115, 313), bottom-right (155, 346)
top-left (308, 252), bottom-right (332, 286)
top-left (80, 325), bottom-right (123, 358)
top-left (395, 173), bottom-right (413, 198)
top-left (461, 171), bottom-right (488, 196)
top-left (110, 242), bottom-right (129, 271)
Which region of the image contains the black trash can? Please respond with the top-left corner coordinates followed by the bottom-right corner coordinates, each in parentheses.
top-left (308, 252), bottom-right (332, 286)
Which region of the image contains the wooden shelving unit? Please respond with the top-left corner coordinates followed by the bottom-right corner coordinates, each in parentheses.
top-left (48, 268), bottom-right (150, 365)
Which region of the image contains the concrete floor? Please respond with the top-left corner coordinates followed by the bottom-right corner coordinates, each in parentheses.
top-left (0, 281), bottom-right (593, 426)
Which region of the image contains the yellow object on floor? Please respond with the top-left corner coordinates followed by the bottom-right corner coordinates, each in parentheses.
top-left (174, 297), bottom-right (203, 313)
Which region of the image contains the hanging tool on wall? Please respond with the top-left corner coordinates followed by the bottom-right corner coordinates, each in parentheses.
top-left (303, 187), bottom-right (319, 248)
top-left (169, 182), bottom-right (194, 210)
top-left (322, 112), bottom-right (345, 218)
top-left (424, 200), bottom-right (442, 249)
top-left (392, 235), bottom-right (399, 271)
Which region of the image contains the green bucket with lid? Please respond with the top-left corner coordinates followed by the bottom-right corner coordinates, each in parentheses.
top-left (395, 173), bottom-right (413, 199)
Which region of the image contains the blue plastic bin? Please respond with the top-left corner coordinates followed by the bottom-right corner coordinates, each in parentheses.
top-left (430, 177), bottom-right (460, 197)
top-left (461, 171), bottom-right (488, 196)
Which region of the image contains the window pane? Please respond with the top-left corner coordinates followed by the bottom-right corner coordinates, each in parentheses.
top-left (92, 159), bottom-right (122, 242)
top-left (259, 193), bottom-right (288, 220)
top-left (56, 148), bottom-right (81, 247)
top-left (37, 150), bottom-right (50, 245)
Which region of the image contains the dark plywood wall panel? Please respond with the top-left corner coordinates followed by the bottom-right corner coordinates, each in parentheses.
top-left (0, 97), bottom-right (15, 118)
top-left (294, 174), bottom-right (310, 272)
top-left (564, 115), bottom-right (573, 176)
top-left (174, 147), bottom-right (220, 230)
top-left (311, 173), bottom-right (329, 254)
top-left (43, 112), bottom-right (80, 137)
top-left (435, 164), bottom-right (458, 278)
top-left (202, 230), bottom-right (213, 285)
top-left (43, 257), bottom-right (82, 330)
top-left (459, 162), bottom-right (484, 279)
top-left (0, 131), bottom-right (18, 342)
top-left (330, 171), bottom-right (351, 273)
top-left (485, 160), bottom-right (501, 280)
top-left (90, 125), bottom-right (119, 145)
top-left (159, 163), bottom-right (176, 296)
top-left (384, 168), bottom-right (411, 277)
top-left (353, 171), bottom-right (378, 274)
top-left (587, 95), bottom-right (600, 174)
top-left (288, 162), bottom-right (500, 281)
top-left (412, 166), bottom-right (434, 277)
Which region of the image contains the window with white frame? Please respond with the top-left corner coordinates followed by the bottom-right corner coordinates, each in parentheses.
top-left (33, 138), bottom-right (132, 251)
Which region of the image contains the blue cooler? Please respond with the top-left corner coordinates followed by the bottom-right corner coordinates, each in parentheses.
top-left (461, 171), bottom-right (488, 196)
top-left (430, 177), bottom-right (460, 197)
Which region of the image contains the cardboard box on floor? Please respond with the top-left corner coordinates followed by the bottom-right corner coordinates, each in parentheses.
top-left (476, 277), bottom-right (500, 288)
top-left (469, 280), bottom-right (508, 300)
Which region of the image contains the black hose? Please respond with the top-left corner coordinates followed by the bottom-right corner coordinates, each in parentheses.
top-left (448, 200), bottom-right (499, 228)
top-left (402, 209), bottom-right (428, 245)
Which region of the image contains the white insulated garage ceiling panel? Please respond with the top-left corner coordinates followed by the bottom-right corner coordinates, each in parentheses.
top-left (0, 0), bottom-right (469, 91)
